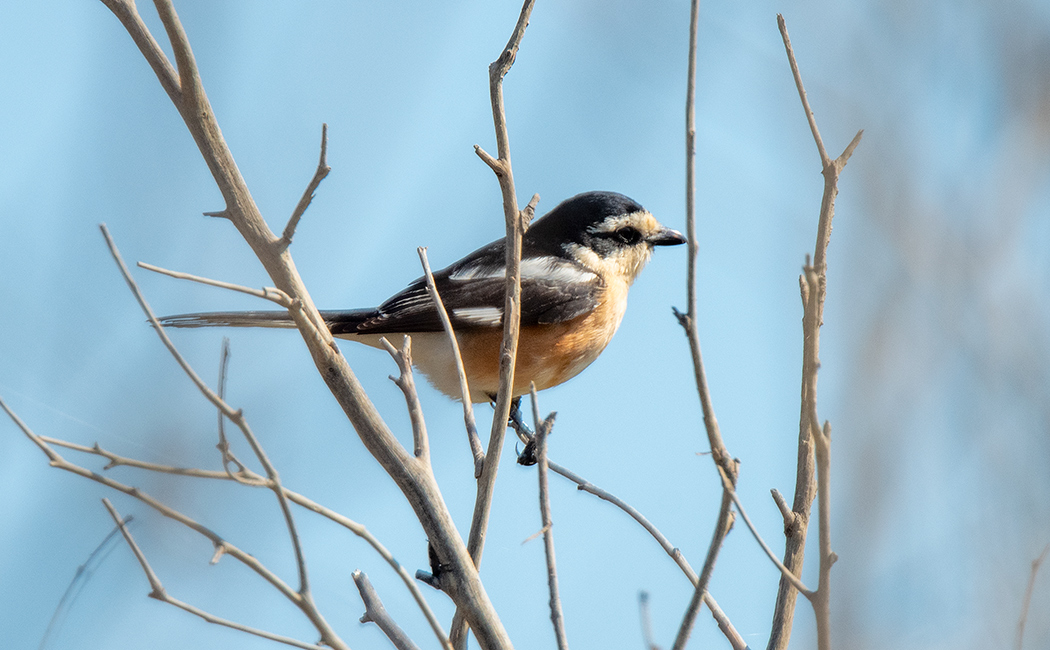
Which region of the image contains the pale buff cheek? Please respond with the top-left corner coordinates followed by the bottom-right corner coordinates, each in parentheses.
top-left (571, 244), bottom-right (653, 286)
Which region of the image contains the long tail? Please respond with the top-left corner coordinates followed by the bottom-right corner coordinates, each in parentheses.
top-left (157, 309), bottom-right (376, 335)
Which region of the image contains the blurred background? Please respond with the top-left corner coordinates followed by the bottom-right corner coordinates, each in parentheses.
top-left (2, 1), bottom-right (1048, 649)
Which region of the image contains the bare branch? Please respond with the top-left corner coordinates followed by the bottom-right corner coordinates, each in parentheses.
top-left (535, 412), bottom-right (568, 650)
top-left (353, 570), bottom-right (424, 650)
top-left (668, 4), bottom-right (746, 648)
top-left (380, 336), bottom-right (430, 461)
top-left (417, 247), bottom-right (484, 474)
top-left (1017, 544), bottom-right (1050, 650)
top-left (453, 1), bottom-right (538, 646)
top-left (101, 498), bottom-right (325, 650)
top-left (767, 16), bottom-right (860, 650)
top-left (40, 435), bottom-right (265, 483)
top-left (777, 14), bottom-right (828, 168)
top-left (281, 123), bottom-right (331, 248)
top-left (137, 262), bottom-right (293, 308)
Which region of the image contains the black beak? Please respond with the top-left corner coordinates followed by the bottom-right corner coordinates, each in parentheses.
top-left (648, 227), bottom-right (687, 247)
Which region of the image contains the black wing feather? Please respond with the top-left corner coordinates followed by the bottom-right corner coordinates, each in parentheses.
top-left (345, 241), bottom-right (602, 335)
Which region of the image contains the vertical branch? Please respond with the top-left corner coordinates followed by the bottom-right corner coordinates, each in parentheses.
top-left (535, 412), bottom-right (568, 650)
top-left (671, 0), bottom-right (741, 644)
top-left (453, 2), bottom-right (537, 647)
top-left (766, 15), bottom-right (861, 650)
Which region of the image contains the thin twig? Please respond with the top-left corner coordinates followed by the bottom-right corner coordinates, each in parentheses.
top-left (137, 262), bottom-right (292, 307)
top-left (281, 123), bottom-right (331, 248)
top-left (216, 338), bottom-right (251, 479)
top-left (353, 570), bottom-right (424, 650)
top-left (39, 436), bottom-right (264, 483)
top-left (380, 336), bottom-right (430, 461)
top-left (38, 516), bottom-right (131, 650)
top-left (639, 592), bottom-right (662, 650)
top-left (671, 487), bottom-right (735, 650)
top-left (417, 247), bottom-right (483, 474)
top-left (716, 466), bottom-right (811, 598)
top-left (535, 411), bottom-right (568, 650)
top-left (668, 2), bottom-right (745, 647)
top-left (101, 499), bottom-right (324, 650)
top-left (453, 1), bottom-right (537, 647)
top-left (1016, 544), bottom-right (1050, 650)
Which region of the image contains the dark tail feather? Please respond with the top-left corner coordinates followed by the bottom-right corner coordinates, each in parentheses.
top-left (158, 309), bottom-right (376, 334)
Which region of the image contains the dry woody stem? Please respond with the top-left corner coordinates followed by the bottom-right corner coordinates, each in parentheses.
top-left (766, 14), bottom-right (861, 650)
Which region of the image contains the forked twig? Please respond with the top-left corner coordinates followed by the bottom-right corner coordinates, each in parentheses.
top-left (353, 570), bottom-right (424, 650)
top-left (767, 15), bottom-right (860, 650)
top-left (380, 335), bottom-right (430, 461)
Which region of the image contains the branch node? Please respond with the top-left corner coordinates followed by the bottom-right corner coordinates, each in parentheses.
top-left (473, 144), bottom-right (502, 175)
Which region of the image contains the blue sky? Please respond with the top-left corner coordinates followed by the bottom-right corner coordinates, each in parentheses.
top-left (3, 2), bottom-right (1049, 649)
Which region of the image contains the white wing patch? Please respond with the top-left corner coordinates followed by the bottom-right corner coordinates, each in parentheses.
top-left (452, 306), bottom-right (503, 326)
top-left (450, 256), bottom-right (597, 284)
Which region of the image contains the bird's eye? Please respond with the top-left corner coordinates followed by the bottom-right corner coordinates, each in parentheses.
top-left (613, 227), bottom-right (643, 245)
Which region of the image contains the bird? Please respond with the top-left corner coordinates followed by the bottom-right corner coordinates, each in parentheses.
top-left (159, 191), bottom-right (686, 402)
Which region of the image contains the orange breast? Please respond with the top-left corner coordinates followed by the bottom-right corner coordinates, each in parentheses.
top-left (456, 285), bottom-right (628, 400)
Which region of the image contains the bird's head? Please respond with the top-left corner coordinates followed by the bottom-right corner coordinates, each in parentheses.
top-left (525, 191), bottom-right (686, 285)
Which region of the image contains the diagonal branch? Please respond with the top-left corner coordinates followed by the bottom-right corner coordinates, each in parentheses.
top-left (102, 498), bottom-right (326, 650)
top-left (281, 123), bottom-right (331, 248)
top-left (417, 247), bottom-right (484, 474)
top-left (670, 1), bottom-right (742, 646)
top-left (2, 400), bottom-right (346, 648)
